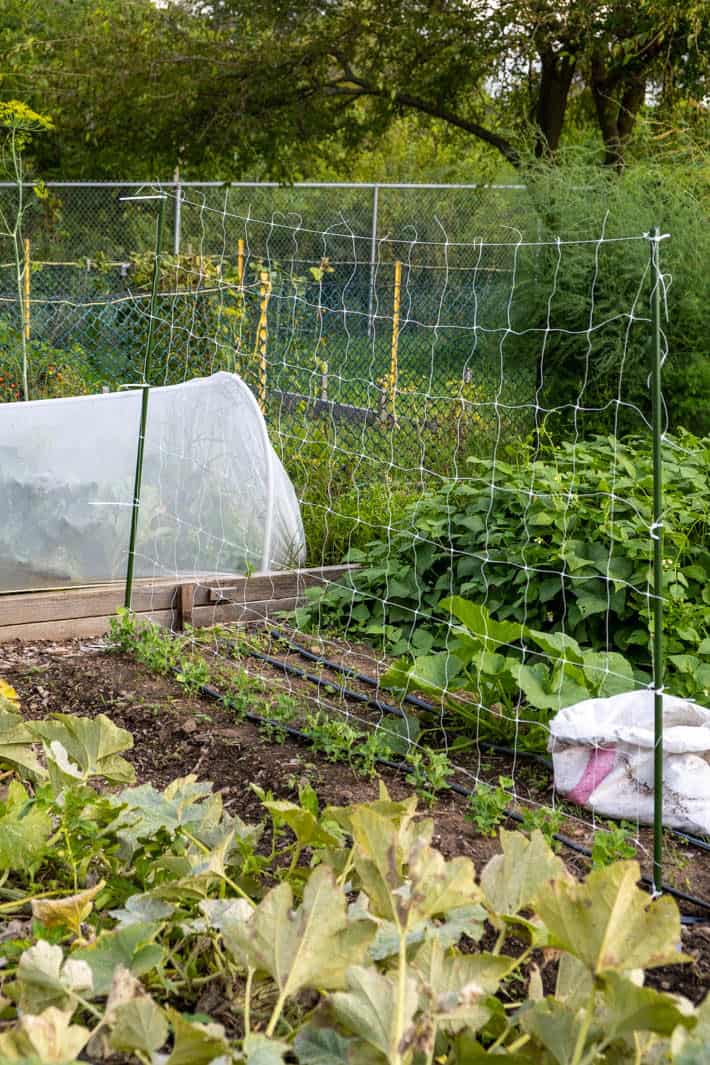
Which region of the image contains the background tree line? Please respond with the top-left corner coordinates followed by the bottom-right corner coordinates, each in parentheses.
top-left (0, 0), bottom-right (707, 430)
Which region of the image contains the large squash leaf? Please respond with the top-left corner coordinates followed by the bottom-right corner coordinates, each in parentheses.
top-left (225, 864), bottom-right (374, 995)
top-left (32, 714), bottom-right (135, 785)
top-left (533, 861), bottom-right (688, 974)
top-left (481, 829), bottom-right (570, 918)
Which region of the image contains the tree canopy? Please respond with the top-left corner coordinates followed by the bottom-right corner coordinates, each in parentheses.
top-left (1, 0), bottom-right (707, 178)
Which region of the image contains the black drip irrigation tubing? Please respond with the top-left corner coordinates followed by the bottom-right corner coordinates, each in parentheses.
top-left (262, 629), bottom-right (551, 768)
top-left (191, 668), bottom-right (710, 924)
top-left (266, 628), bottom-right (710, 856)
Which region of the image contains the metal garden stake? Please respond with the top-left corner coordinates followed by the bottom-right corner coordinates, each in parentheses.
top-left (123, 193), bottom-right (166, 610)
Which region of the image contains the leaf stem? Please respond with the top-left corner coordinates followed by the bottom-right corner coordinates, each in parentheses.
top-left (244, 965), bottom-right (254, 1037)
top-left (392, 925), bottom-right (408, 1065)
top-left (570, 989), bottom-right (596, 1065)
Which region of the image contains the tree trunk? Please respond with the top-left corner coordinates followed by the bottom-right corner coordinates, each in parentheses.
top-left (591, 50), bottom-right (646, 170)
top-left (534, 48), bottom-right (576, 158)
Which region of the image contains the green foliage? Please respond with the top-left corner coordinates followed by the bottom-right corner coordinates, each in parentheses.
top-left (0, 676), bottom-right (701, 1064)
top-left (466, 776), bottom-right (514, 837)
top-left (519, 805), bottom-right (565, 851)
top-left (307, 432), bottom-right (710, 716)
top-left (404, 748), bottom-right (452, 805)
top-left (591, 821), bottom-right (638, 868)
top-left (10, 0), bottom-right (707, 177)
top-left (526, 157), bottom-right (710, 436)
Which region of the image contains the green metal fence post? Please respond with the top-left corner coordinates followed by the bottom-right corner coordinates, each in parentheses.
top-left (124, 194), bottom-right (166, 611)
top-left (649, 225), bottom-right (665, 894)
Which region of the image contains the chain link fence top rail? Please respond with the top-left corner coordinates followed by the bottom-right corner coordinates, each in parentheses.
top-left (0, 181), bottom-right (534, 409)
top-left (0, 180), bottom-right (655, 458)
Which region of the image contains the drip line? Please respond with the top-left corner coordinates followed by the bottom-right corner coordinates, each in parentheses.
top-left (264, 629), bottom-right (710, 854)
top-left (190, 666), bottom-right (710, 920)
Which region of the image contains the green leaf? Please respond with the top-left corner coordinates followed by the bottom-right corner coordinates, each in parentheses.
top-left (481, 830), bottom-right (569, 918)
top-left (674, 996), bottom-right (710, 1064)
top-left (72, 922), bottom-right (164, 996)
top-left (432, 903), bottom-right (487, 947)
top-left (243, 1033), bottom-right (290, 1065)
top-left (108, 893), bottom-right (176, 927)
top-left (521, 997), bottom-right (592, 1065)
top-left (600, 971), bottom-right (695, 1038)
top-left (440, 596), bottom-right (523, 648)
top-left (225, 864), bottom-right (374, 994)
top-left (413, 936), bottom-right (511, 1033)
top-left (527, 630), bottom-right (584, 664)
top-left (165, 1010), bottom-right (230, 1065)
top-left (109, 997), bottom-right (168, 1055)
top-left (581, 652), bottom-right (635, 697)
top-left (16, 941), bottom-right (93, 1014)
top-left (293, 1025), bottom-right (353, 1065)
top-left (574, 593), bottom-right (610, 620)
top-left (533, 861), bottom-right (688, 974)
top-left (32, 714), bottom-right (135, 785)
top-left (330, 965), bottom-right (418, 1060)
top-left (110, 774), bottom-right (219, 852)
top-left (0, 785), bottom-right (53, 874)
top-left (261, 800), bottom-right (341, 848)
top-left (382, 653), bottom-right (463, 695)
top-left (0, 709), bottom-right (45, 777)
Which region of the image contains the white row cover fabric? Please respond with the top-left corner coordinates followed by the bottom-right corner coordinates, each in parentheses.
top-left (0, 372), bottom-right (305, 591)
top-left (550, 691), bottom-right (710, 836)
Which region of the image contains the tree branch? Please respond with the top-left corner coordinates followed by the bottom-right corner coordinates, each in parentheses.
top-left (325, 61), bottom-right (521, 167)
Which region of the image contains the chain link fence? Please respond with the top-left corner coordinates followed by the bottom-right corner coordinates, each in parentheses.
top-left (0, 182), bottom-right (540, 420)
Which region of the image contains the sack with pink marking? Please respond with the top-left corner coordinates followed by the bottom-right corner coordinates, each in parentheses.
top-left (549, 691), bottom-right (710, 836)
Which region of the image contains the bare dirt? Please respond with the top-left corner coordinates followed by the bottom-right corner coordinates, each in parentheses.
top-left (1, 634), bottom-right (709, 1006)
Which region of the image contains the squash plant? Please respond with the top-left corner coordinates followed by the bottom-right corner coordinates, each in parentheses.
top-left (0, 691), bottom-right (706, 1064)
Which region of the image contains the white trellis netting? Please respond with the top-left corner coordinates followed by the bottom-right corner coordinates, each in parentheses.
top-left (0, 372), bottom-right (305, 591)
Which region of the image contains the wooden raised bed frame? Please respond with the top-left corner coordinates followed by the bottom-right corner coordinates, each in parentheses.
top-left (0, 565), bottom-right (356, 643)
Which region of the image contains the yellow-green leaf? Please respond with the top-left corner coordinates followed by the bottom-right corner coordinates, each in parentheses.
top-left (225, 864), bottom-right (374, 995)
top-left (533, 861), bottom-right (688, 974)
top-left (481, 830), bottom-right (570, 918)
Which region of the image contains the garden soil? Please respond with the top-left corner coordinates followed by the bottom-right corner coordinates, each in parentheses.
top-left (1, 635), bottom-right (709, 1008)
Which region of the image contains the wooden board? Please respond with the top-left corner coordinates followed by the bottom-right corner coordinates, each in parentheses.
top-left (0, 565), bottom-right (357, 643)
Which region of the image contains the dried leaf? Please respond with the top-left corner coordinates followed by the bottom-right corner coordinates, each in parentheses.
top-left (16, 941), bottom-right (93, 1014)
top-left (32, 880), bottom-right (105, 937)
top-left (19, 1007), bottom-right (89, 1064)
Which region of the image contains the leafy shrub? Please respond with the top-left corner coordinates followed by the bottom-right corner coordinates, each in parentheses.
top-left (0, 318), bottom-right (100, 401)
top-left (524, 156), bottom-right (710, 435)
top-left (302, 431), bottom-right (710, 704)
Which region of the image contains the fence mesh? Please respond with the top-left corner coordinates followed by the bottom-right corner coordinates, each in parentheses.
top-left (4, 180), bottom-right (710, 890)
top-left (0, 181), bottom-right (534, 417)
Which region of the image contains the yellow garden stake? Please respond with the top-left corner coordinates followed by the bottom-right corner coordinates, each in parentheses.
top-left (237, 238), bottom-right (245, 291)
top-left (255, 268), bottom-right (272, 412)
top-left (23, 237), bottom-right (31, 342)
top-left (389, 259), bottom-right (402, 422)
